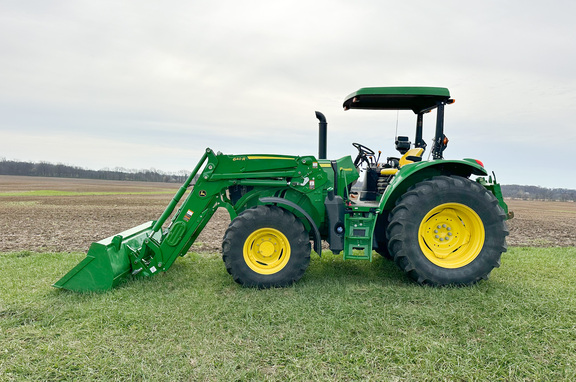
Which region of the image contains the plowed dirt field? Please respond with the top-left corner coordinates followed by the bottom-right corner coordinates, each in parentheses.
top-left (1, 175), bottom-right (574, 253)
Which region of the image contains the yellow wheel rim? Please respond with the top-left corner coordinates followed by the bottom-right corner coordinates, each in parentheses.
top-left (243, 228), bottom-right (291, 275)
top-left (418, 203), bottom-right (485, 268)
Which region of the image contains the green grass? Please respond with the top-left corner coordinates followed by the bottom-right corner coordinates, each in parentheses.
top-left (0, 190), bottom-right (176, 197)
top-left (1, 247), bottom-right (575, 381)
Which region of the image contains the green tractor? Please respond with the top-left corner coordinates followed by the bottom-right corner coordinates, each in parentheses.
top-left (55, 86), bottom-right (511, 292)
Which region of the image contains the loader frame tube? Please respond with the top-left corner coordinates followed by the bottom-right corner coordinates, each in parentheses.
top-left (152, 150), bottom-right (210, 233)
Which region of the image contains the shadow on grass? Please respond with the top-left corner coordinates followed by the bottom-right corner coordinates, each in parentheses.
top-left (300, 252), bottom-right (411, 288)
top-left (47, 250), bottom-right (431, 298)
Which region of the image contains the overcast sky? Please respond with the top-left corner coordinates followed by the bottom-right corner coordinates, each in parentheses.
top-left (1, 0), bottom-right (575, 188)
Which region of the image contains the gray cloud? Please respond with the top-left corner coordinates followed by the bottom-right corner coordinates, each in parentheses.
top-left (1, 0), bottom-right (575, 188)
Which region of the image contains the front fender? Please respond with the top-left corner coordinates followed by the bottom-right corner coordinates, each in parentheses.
top-left (259, 197), bottom-right (322, 256)
top-left (379, 159), bottom-right (488, 212)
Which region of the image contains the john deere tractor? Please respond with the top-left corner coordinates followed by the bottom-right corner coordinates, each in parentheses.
top-left (55, 86), bottom-right (510, 292)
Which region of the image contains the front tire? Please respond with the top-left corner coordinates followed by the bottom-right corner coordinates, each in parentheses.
top-left (222, 205), bottom-right (311, 288)
top-left (387, 176), bottom-right (508, 286)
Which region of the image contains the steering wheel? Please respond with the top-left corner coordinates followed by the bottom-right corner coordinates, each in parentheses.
top-left (352, 142), bottom-right (375, 167)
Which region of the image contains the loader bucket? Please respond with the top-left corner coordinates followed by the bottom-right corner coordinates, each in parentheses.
top-left (54, 221), bottom-right (155, 292)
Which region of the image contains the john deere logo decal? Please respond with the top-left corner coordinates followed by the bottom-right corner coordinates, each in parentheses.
top-left (199, 190), bottom-right (207, 197)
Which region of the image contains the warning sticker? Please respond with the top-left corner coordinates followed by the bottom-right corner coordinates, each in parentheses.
top-left (183, 209), bottom-right (194, 222)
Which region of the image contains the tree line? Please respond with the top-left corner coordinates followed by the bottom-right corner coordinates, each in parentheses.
top-left (501, 184), bottom-right (576, 202)
top-left (1, 158), bottom-right (575, 200)
top-left (0, 158), bottom-right (188, 183)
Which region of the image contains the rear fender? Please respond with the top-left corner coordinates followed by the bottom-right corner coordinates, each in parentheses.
top-left (379, 159), bottom-right (488, 212)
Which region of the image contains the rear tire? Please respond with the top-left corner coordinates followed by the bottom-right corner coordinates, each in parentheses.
top-left (387, 176), bottom-right (508, 286)
top-left (222, 205), bottom-right (311, 288)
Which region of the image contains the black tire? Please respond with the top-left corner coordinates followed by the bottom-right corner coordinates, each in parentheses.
top-left (387, 176), bottom-right (508, 286)
top-left (375, 242), bottom-right (393, 260)
top-left (222, 205), bottom-right (311, 288)
top-left (374, 213), bottom-right (393, 260)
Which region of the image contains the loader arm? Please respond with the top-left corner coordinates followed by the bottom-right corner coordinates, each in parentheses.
top-left (54, 148), bottom-right (331, 291)
top-left (137, 149), bottom-right (334, 275)
top-left (54, 148), bottom-right (232, 291)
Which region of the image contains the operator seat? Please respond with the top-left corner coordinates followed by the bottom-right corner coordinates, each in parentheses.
top-left (380, 147), bottom-right (425, 176)
top-left (359, 148), bottom-right (425, 201)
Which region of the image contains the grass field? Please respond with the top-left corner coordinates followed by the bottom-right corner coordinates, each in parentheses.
top-left (1, 247), bottom-right (575, 381)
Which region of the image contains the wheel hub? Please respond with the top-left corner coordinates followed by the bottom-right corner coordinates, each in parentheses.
top-left (418, 203), bottom-right (485, 268)
top-left (258, 240), bottom-right (276, 258)
top-left (243, 228), bottom-right (291, 275)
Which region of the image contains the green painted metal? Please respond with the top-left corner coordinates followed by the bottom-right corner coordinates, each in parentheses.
top-left (477, 176), bottom-right (512, 219)
top-left (378, 159), bottom-right (488, 213)
top-left (378, 157), bottom-right (508, 220)
top-left (318, 156), bottom-right (359, 199)
top-left (53, 222), bottom-right (156, 291)
top-left (54, 148), bottom-right (344, 291)
top-left (346, 86), bottom-right (450, 98)
top-left (152, 149), bottom-right (210, 233)
top-left (343, 210), bottom-right (376, 261)
top-left (343, 86), bottom-right (451, 113)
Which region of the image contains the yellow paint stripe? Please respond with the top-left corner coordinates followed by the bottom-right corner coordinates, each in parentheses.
top-left (247, 156), bottom-right (294, 160)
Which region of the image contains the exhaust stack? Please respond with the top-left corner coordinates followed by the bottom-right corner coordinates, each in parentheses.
top-left (315, 111), bottom-right (327, 159)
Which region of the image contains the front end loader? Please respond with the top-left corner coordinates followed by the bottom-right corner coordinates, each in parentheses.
top-left (55, 86), bottom-right (511, 292)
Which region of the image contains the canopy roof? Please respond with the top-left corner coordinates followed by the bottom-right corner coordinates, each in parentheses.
top-left (343, 86), bottom-right (451, 114)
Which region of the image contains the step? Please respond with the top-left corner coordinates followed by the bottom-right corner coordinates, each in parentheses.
top-left (343, 212), bottom-right (376, 261)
